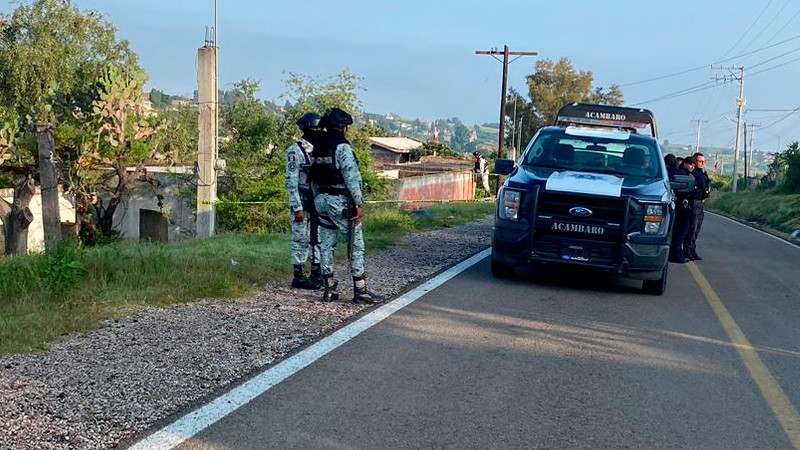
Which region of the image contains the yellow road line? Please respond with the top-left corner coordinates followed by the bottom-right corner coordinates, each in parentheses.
top-left (687, 262), bottom-right (800, 449)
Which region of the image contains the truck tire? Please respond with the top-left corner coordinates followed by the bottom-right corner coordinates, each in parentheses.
top-left (491, 256), bottom-right (516, 279)
top-left (642, 264), bottom-right (668, 296)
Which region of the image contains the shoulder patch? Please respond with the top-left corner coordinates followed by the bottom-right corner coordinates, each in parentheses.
top-left (288, 162), bottom-right (298, 171)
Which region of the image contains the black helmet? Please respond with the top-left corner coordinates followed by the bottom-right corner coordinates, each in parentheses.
top-left (296, 112), bottom-right (321, 131)
top-left (473, 151), bottom-right (481, 157)
top-left (322, 108), bottom-right (354, 129)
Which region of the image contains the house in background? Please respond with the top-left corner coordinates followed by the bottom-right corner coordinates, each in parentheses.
top-left (369, 137), bottom-right (423, 165)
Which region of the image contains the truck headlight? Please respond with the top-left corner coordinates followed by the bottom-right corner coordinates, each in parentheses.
top-left (643, 203), bottom-right (665, 234)
top-left (499, 189), bottom-right (521, 221)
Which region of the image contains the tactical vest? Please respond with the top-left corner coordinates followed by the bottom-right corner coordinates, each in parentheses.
top-left (309, 130), bottom-right (356, 193)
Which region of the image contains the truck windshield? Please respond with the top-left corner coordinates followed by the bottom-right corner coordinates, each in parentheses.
top-left (522, 129), bottom-right (661, 178)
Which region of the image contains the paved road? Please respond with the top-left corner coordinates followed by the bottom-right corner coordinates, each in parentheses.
top-left (169, 213), bottom-right (800, 449)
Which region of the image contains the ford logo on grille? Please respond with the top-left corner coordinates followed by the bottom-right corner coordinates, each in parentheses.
top-left (569, 207), bottom-right (593, 218)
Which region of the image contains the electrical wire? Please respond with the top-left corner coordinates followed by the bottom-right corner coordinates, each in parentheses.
top-left (719, 0), bottom-right (774, 59)
top-left (762, 6), bottom-right (800, 46)
top-left (619, 33), bottom-right (800, 87)
top-left (750, 54), bottom-right (800, 77)
top-left (631, 81), bottom-right (720, 106)
top-left (740, 0), bottom-right (791, 54)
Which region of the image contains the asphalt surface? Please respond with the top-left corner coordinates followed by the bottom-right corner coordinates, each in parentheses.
top-left (171, 213), bottom-right (800, 450)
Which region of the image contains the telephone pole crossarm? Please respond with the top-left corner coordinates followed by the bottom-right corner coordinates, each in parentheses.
top-left (475, 45), bottom-right (538, 162)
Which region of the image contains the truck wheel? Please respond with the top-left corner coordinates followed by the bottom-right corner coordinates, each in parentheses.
top-left (642, 264), bottom-right (668, 296)
top-left (491, 257), bottom-right (516, 279)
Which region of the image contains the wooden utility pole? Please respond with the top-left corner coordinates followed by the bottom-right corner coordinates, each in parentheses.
top-left (475, 46), bottom-right (537, 159)
top-left (35, 122), bottom-right (61, 248)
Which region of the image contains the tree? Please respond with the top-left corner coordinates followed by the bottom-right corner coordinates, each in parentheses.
top-left (216, 71), bottom-right (385, 233)
top-left (0, 0), bottom-right (138, 121)
top-left (590, 85), bottom-right (624, 106)
top-left (450, 124), bottom-right (471, 152)
top-left (770, 141), bottom-right (800, 193)
top-left (524, 57), bottom-right (625, 126)
top-left (0, 0), bottom-right (139, 251)
top-left (69, 64), bottom-right (163, 243)
top-left (505, 58), bottom-right (626, 150)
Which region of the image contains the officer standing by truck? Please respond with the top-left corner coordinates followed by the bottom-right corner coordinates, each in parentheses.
top-left (311, 108), bottom-right (385, 304)
top-left (685, 152), bottom-right (710, 260)
top-left (285, 113), bottom-right (324, 290)
top-left (669, 156), bottom-right (697, 263)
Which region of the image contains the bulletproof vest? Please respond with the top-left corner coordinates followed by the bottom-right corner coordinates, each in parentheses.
top-left (309, 130), bottom-right (349, 187)
top-left (473, 159), bottom-right (481, 173)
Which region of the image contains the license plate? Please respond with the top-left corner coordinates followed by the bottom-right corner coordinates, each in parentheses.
top-left (562, 246), bottom-right (589, 262)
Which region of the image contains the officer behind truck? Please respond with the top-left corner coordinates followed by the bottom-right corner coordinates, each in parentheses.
top-left (311, 108), bottom-right (385, 304)
top-left (473, 151), bottom-right (491, 198)
top-left (669, 156), bottom-right (697, 264)
top-left (286, 112), bottom-right (324, 290)
top-left (684, 152), bottom-right (710, 260)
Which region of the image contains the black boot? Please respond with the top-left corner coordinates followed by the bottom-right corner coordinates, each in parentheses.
top-left (309, 263), bottom-right (323, 285)
top-left (353, 276), bottom-right (385, 304)
top-left (322, 275), bottom-right (339, 302)
top-left (292, 265), bottom-right (321, 290)
top-left (691, 251), bottom-right (703, 261)
top-left (683, 251), bottom-right (695, 261)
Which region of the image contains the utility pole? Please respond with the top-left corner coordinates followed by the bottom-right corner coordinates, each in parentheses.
top-left (475, 46), bottom-right (537, 159)
top-left (713, 66), bottom-right (745, 192)
top-left (197, 26), bottom-right (219, 238)
top-left (743, 122), bottom-right (748, 188)
top-left (511, 96), bottom-right (518, 154)
top-left (692, 119), bottom-right (707, 154)
top-left (748, 123), bottom-right (760, 169)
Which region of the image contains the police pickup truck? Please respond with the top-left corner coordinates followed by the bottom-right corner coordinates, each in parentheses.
top-left (491, 103), bottom-right (694, 295)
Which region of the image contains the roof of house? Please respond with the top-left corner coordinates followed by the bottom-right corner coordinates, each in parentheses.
top-left (369, 137), bottom-right (423, 154)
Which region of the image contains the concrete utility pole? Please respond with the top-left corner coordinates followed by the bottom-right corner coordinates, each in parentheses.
top-left (713, 66), bottom-right (745, 192)
top-left (749, 123), bottom-right (760, 169)
top-left (692, 119), bottom-right (707, 154)
top-left (475, 46), bottom-right (537, 159)
top-left (197, 40), bottom-right (218, 238)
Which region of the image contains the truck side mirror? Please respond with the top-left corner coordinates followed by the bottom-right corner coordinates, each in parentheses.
top-left (670, 174), bottom-right (695, 193)
top-left (493, 158), bottom-right (515, 176)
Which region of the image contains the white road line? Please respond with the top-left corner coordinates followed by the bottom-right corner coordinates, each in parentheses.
top-left (709, 212), bottom-right (800, 250)
top-left (129, 248), bottom-right (492, 450)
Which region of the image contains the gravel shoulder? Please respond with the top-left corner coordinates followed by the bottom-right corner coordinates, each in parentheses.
top-left (0, 216), bottom-right (492, 450)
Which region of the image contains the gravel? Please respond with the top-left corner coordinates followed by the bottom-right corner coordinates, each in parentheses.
top-left (0, 216), bottom-right (492, 450)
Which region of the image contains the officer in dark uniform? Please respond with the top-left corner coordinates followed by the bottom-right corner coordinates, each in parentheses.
top-left (669, 156), bottom-right (696, 263)
top-left (684, 152), bottom-right (710, 260)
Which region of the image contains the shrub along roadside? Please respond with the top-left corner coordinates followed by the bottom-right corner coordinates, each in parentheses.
top-left (0, 202), bottom-right (494, 355)
top-left (708, 190), bottom-right (800, 234)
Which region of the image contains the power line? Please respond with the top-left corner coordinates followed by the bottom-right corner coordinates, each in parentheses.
top-left (762, 6), bottom-right (800, 46)
top-left (719, 0), bottom-right (774, 58)
top-left (760, 106), bottom-right (800, 130)
top-left (631, 80), bottom-right (720, 106)
top-left (740, 0), bottom-right (790, 54)
top-left (748, 44), bottom-right (800, 70)
top-left (618, 32), bottom-right (800, 87)
top-left (750, 54), bottom-right (800, 77)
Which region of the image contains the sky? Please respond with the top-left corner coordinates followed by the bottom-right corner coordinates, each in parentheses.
top-left (8, 0), bottom-right (800, 151)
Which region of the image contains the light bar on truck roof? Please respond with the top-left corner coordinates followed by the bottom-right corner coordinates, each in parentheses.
top-left (555, 103), bottom-right (658, 138)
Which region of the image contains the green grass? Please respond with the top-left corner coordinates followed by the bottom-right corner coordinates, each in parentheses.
top-left (0, 202), bottom-right (495, 355)
top-left (708, 190), bottom-right (800, 233)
